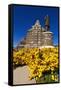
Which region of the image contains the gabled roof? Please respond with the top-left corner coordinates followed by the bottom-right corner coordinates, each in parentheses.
top-left (28, 20), bottom-right (46, 32)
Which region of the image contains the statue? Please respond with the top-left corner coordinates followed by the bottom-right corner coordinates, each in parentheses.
top-left (44, 15), bottom-right (50, 31)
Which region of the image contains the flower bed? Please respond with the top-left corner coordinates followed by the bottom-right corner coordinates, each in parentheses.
top-left (13, 47), bottom-right (59, 83)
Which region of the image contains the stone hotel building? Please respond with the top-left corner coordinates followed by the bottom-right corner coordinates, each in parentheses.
top-left (17, 15), bottom-right (53, 48)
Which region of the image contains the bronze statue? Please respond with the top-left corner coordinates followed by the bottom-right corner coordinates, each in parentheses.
top-left (44, 15), bottom-right (50, 31)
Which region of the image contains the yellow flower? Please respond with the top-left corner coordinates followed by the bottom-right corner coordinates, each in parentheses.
top-left (51, 75), bottom-right (55, 80)
top-left (55, 75), bottom-right (58, 82)
top-left (13, 47), bottom-right (59, 80)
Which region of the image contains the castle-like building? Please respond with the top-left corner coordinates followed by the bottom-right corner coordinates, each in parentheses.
top-left (17, 15), bottom-right (53, 48)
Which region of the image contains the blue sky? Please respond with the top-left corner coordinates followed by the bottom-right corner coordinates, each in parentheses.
top-left (12, 5), bottom-right (59, 47)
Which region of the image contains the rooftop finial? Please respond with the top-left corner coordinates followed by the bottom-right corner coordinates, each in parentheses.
top-left (35, 20), bottom-right (40, 25)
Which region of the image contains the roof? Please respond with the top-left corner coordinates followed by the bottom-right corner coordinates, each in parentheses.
top-left (28, 20), bottom-right (45, 32)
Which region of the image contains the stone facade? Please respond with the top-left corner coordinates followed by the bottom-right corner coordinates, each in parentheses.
top-left (25, 20), bottom-right (44, 48)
